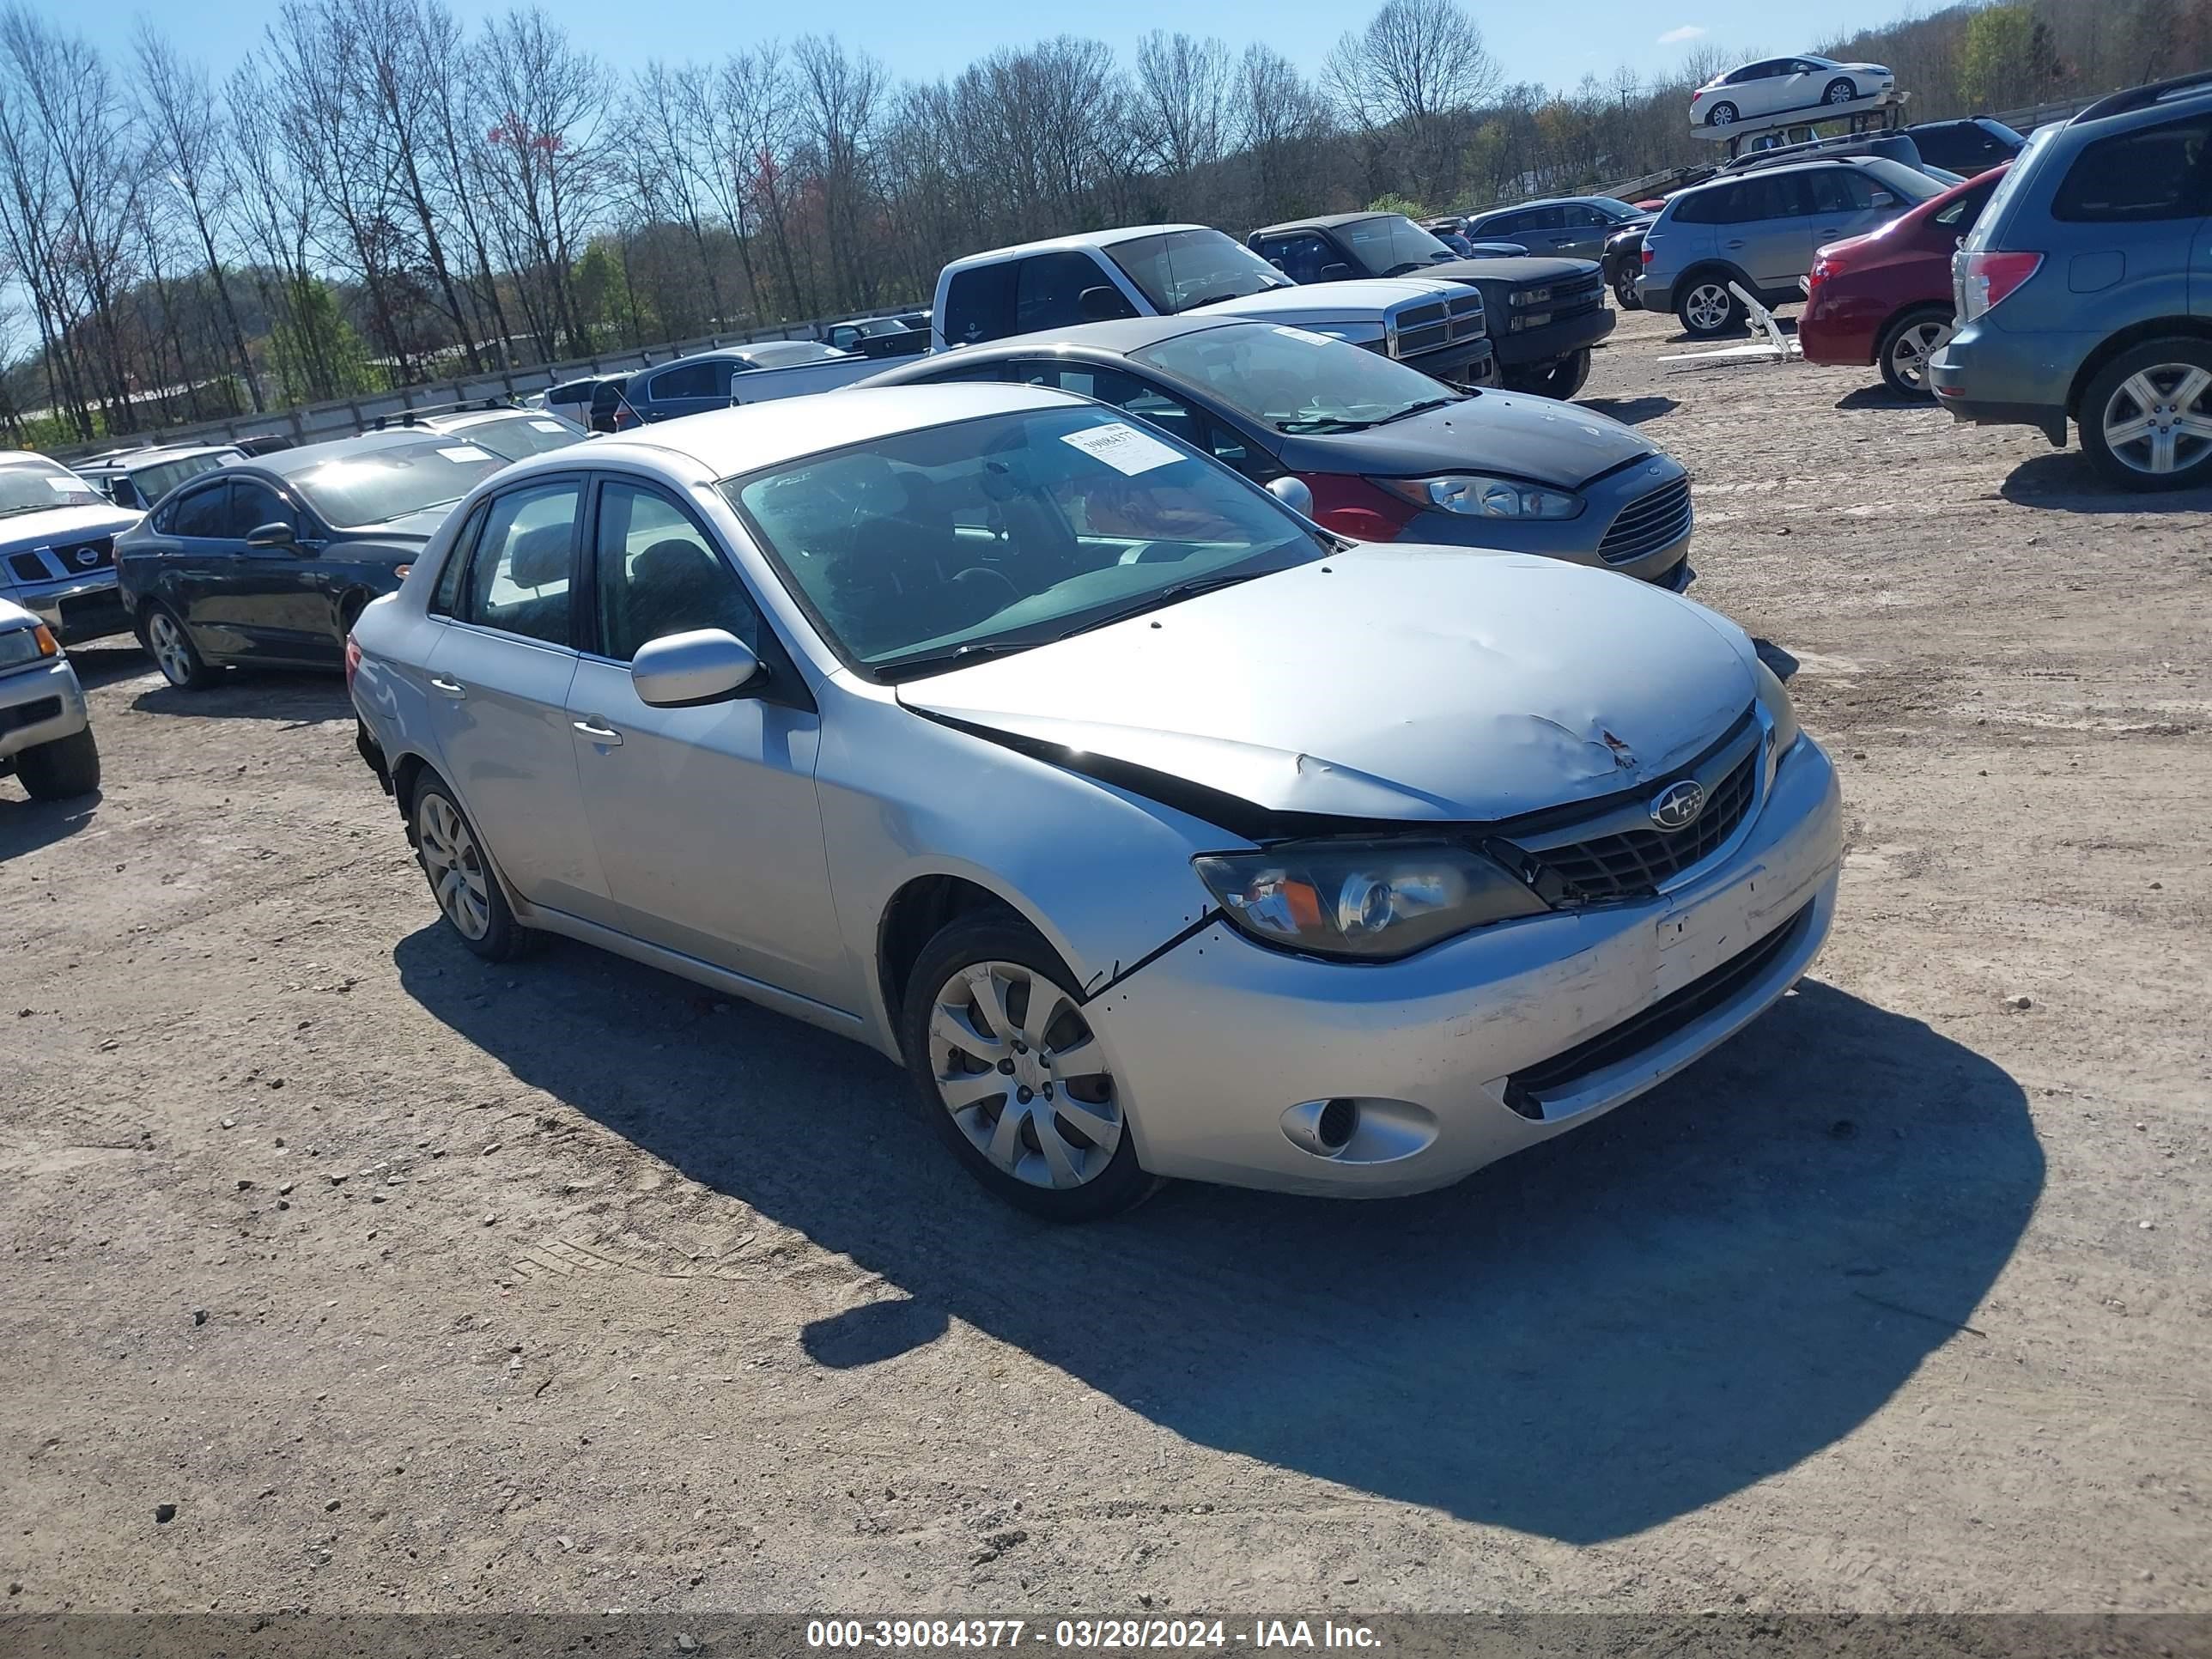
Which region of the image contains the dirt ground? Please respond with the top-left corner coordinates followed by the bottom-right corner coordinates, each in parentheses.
top-left (3, 305), bottom-right (2208, 1620)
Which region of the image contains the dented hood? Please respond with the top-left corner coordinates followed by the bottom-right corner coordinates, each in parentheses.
top-left (897, 546), bottom-right (1758, 830)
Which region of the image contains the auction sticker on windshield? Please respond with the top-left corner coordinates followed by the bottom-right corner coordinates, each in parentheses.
top-left (1061, 422), bottom-right (1182, 477)
top-left (437, 445), bottom-right (494, 463)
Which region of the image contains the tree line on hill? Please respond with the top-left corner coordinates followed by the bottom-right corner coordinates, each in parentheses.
top-left (2, 0), bottom-right (2203, 444)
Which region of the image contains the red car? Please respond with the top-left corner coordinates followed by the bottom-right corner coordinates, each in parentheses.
top-left (1799, 163), bottom-right (2008, 398)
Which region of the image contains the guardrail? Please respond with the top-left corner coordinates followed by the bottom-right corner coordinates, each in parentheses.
top-left (49, 301), bottom-right (921, 463)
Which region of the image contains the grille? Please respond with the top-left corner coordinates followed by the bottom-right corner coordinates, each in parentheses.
top-left (1389, 289), bottom-right (1486, 359)
top-left (1396, 301), bottom-right (1449, 330)
top-left (59, 536), bottom-right (114, 570)
top-left (1502, 900), bottom-right (1814, 1114)
top-left (0, 695), bottom-right (61, 735)
top-left (1396, 322), bottom-right (1449, 356)
top-left (8, 551), bottom-right (51, 582)
top-left (1598, 476), bottom-right (1693, 564)
top-left (1525, 745), bottom-right (1759, 902)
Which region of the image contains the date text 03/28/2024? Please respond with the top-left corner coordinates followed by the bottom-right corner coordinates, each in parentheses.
top-left (805, 1618), bottom-right (1382, 1649)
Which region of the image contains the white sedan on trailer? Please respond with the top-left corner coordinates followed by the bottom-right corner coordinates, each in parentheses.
top-left (1691, 56), bottom-right (1896, 130)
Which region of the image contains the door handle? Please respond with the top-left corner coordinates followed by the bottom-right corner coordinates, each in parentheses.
top-left (572, 718), bottom-right (623, 745)
top-left (1724, 240), bottom-right (1747, 249)
top-left (428, 676), bottom-right (466, 698)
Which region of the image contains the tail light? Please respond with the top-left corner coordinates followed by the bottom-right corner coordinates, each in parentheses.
top-left (1298, 473), bottom-right (1421, 541)
top-left (1641, 246), bottom-right (1655, 265)
top-left (1959, 251), bottom-right (2043, 321)
top-left (343, 634), bottom-right (363, 690)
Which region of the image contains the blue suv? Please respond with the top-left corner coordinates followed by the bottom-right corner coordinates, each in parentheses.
top-left (1930, 72), bottom-right (2212, 489)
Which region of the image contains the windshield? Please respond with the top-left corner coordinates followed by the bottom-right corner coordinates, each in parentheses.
top-left (1589, 197), bottom-right (1643, 221)
top-left (1105, 229), bottom-right (1291, 313)
top-left (288, 440), bottom-right (509, 528)
top-left (1135, 322), bottom-right (1462, 434)
top-left (1339, 216), bottom-right (1459, 277)
top-left (451, 412), bottom-right (587, 461)
top-left (136, 452), bottom-right (236, 502)
top-left (742, 340), bottom-right (845, 367)
top-left (723, 404), bottom-right (1321, 677)
top-left (0, 459), bottom-right (101, 515)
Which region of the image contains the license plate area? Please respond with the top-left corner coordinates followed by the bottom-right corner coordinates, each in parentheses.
top-left (1654, 863), bottom-right (1767, 996)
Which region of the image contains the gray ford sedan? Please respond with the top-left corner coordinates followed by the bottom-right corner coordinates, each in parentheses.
top-left (863, 317), bottom-right (1694, 589)
top-left (349, 383), bottom-right (1839, 1221)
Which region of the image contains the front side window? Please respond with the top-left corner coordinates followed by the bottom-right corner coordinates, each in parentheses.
top-left (2053, 116), bottom-right (2212, 222)
top-left (289, 440), bottom-right (508, 528)
top-left (1105, 228), bottom-right (1289, 313)
top-left (0, 458), bottom-right (100, 516)
top-left (1671, 185), bottom-right (1741, 226)
top-left (1808, 167), bottom-right (1876, 215)
top-left (461, 481), bottom-right (580, 646)
top-left (169, 483), bottom-right (230, 538)
top-left (724, 404), bottom-right (1320, 676)
top-left (227, 480), bottom-right (299, 539)
top-left (650, 360), bottom-right (729, 400)
top-left (1134, 321), bottom-right (1456, 435)
top-left (1254, 232), bottom-right (1338, 284)
top-left (592, 481), bottom-right (760, 661)
top-left (1014, 252), bottom-right (1116, 333)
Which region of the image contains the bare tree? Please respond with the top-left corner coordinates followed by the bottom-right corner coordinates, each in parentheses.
top-left (1232, 44), bottom-right (1334, 224)
top-left (793, 34), bottom-right (887, 313)
top-left (132, 23), bottom-right (265, 410)
top-left (1133, 33), bottom-right (1231, 217)
top-left (1325, 0), bottom-right (1499, 199)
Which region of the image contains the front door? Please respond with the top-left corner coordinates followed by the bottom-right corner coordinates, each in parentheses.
top-left (426, 474), bottom-right (605, 915)
top-left (642, 359), bottom-right (735, 423)
top-left (217, 477), bottom-right (341, 665)
top-left (562, 477), bottom-right (849, 1011)
top-left (1730, 172), bottom-right (1818, 289)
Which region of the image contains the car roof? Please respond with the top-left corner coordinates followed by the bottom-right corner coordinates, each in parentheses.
top-left (868, 316), bottom-right (1243, 376)
top-left (940, 225), bottom-right (1209, 271)
top-left (525, 383), bottom-right (1082, 478)
top-left (255, 427), bottom-right (471, 478)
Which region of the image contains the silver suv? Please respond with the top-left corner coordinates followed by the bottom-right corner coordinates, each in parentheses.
top-left (1640, 157), bottom-right (1944, 336)
top-left (0, 594), bottom-right (100, 799)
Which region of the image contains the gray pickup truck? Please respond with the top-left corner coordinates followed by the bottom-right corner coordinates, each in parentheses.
top-left (0, 593), bottom-right (100, 799)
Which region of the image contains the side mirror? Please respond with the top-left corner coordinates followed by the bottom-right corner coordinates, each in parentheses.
top-left (1078, 285), bottom-right (1136, 323)
top-left (630, 628), bottom-right (761, 707)
top-left (1319, 262), bottom-right (1354, 282)
top-left (246, 520), bottom-right (297, 550)
top-left (1266, 476), bottom-right (1316, 518)
top-left (1870, 191), bottom-right (1896, 208)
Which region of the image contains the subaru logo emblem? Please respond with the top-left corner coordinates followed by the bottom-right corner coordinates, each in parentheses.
top-left (1649, 780), bottom-right (1705, 832)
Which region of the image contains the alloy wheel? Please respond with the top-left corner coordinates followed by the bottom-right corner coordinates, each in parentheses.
top-left (926, 959), bottom-right (1121, 1191)
top-left (1685, 283), bottom-right (1733, 333)
top-left (1825, 79), bottom-right (1856, 105)
top-left (1710, 105), bottom-right (1736, 127)
top-left (2100, 365), bottom-right (2212, 477)
top-left (417, 793), bottom-right (492, 940)
top-left (1887, 319), bottom-right (1951, 393)
top-left (148, 611), bottom-right (194, 687)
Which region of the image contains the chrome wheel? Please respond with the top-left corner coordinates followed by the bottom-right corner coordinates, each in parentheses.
top-left (927, 959), bottom-right (1121, 1191)
top-left (1684, 283), bottom-right (1734, 333)
top-left (148, 611), bottom-right (195, 687)
top-left (1708, 103), bottom-right (1736, 127)
top-left (2100, 365), bottom-right (2212, 477)
top-left (416, 793), bottom-right (492, 940)
top-left (1887, 318), bottom-right (1951, 393)
top-left (1824, 78), bottom-right (1856, 105)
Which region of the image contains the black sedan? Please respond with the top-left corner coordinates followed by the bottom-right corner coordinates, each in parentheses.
top-left (859, 316), bottom-right (1695, 589)
top-left (115, 429), bottom-right (511, 690)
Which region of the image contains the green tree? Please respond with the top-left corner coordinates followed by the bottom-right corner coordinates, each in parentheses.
top-left (1368, 191), bottom-right (1431, 218)
top-left (1959, 3), bottom-right (2059, 108)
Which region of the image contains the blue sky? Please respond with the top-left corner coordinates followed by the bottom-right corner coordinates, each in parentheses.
top-left (60, 0), bottom-right (1923, 97)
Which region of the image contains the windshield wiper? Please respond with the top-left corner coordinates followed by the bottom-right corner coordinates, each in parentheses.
top-left (0, 501), bottom-right (60, 519)
top-left (1049, 568), bottom-right (1277, 641)
top-left (1299, 396), bottom-right (1459, 434)
top-left (1181, 290), bottom-right (1254, 310)
top-left (872, 638), bottom-right (1044, 683)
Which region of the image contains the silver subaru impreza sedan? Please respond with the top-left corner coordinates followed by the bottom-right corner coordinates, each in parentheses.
top-left (349, 383), bottom-right (1842, 1221)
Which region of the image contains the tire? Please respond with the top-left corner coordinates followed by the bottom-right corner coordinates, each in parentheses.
top-left (1824, 77), bottom-right (1857, 106)
top-left (143, 604), bottom-right (215, 690)
top-left (1876, 307), bottom-right (1954, 398)
top-left (14, 724), bottom-right (100, 799)
top-left (1539, 348), bottom-right (1592, 401)
top-left (1676, 276), bottom-right (1744, 338)
top-left (410, 775), bottom-right (533, 961)
top-left (1706, 101), bottom-right (1738, 127)
top-left (900, 910), bottom-right (1155, 1223)
top-left (2080, 340), bottom-right (2212, 491)
top-left (1611, 264), bottom-right (1641, 309)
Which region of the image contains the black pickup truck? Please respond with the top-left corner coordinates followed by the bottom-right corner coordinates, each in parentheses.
top-left (1249, 211), bottom-right (1613, 399)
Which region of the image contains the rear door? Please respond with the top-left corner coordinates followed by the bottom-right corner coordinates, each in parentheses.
top-left (2045, 112), bottom-right (2212, 321)
top-left (423, 473), bottom-right (605, 915)
top-left (641, 359), bottom-right (733, 423)
top-left (1733, 172), bottom-right (1818, 288)
top-left (1554, 204), bottom-right (1612, 260)
top-left (1806, 165), bottom-right (1887, 251)
top-left (166, 479), bottom-right (271, 656)
top-left (562, 475), bottom-right (848, 1008)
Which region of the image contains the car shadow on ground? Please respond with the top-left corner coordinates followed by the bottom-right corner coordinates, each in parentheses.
top-left (2001, 450), bottom-right (2212, 514)
top-left (1577, 395), bottom-right (1680, 425)
top-left (1833, 385), bottom-right (1933, 412)
top-left (396, 924), bottom-right (2042, 1546)
top-left (62, 643), bottom-right (156, 690)
top-left (130, 670), bottom-right (352, 725)
top-left (0, 788), bottom-right (100, 860)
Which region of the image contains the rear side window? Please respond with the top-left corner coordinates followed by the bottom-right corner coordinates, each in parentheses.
top-left (1254, 232), bottom-right (1336, 283)
top-left (432, 502), bottom-right (488, 616)
top-left (649, 360), bottom-right (729, 400)
top-left (1671, 185), bottom-right (1739, 226)
top-left (170, 483), bottom-right (230, 538)
top-left (2052, 116), bottom-right (2212, 222)
top-left (461, 481), bottom-right (580, 646)
top-left (943, 264), bottom-right (1017, 347)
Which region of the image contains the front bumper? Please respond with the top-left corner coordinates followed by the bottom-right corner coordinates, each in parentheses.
top-left (5, 572), bottom-right (128, 644)
top-left (1093, 735), bottom-right (1843, 1196)
top-left (0, 656), bottom-right (91, 763)
top-left (1494, 304), bottom-right (1614, 369)
top-left (1402, 335), bottom-right (1496, 386)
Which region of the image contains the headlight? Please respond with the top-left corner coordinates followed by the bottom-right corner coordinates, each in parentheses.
top-left (1510, 312), bottom-right (1553, 331)
top-left (1755, 659), bottom-right (1801, 757)
top-left (0, 624), bottom-right (58, 672)
top-left (1376, 475), bottom-right (1584, 520)
top-left (1194, 841), bottom-right (1549, 961)
top-left (1511, 288), bottom-right (1553, 307)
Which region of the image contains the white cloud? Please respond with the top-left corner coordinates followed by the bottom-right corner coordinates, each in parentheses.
top-left (1656, 24), bottom-right (1709, 44)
